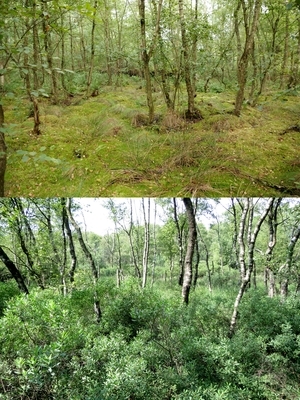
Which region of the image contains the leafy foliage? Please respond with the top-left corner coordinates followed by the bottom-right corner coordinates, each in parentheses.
top-left (0, 283), bottom-right (299, 399)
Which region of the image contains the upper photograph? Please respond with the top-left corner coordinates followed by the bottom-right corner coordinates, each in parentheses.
top-left (0, 0), bottom-right (299, 197)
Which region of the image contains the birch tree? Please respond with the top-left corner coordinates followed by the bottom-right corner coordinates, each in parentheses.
top-left (234, 0), bottom-right (262, 116)
top-left (182, 198), bottom-right (197, 304)
top-left (138, 0), bottom-right (163, 123)
top-left (229, 198), bottom-right (275, 337)
top-left (142, 198), bottom-right (151, 288)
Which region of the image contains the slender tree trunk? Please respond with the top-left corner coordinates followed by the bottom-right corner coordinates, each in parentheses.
top-left (178, 0), bottom-right (195, 117)
top-left (193, 237), bottom-right (200, 287)
top-left (32, 97), bottom-right (41, 135)
top-left (229, 198), bottom-right (274, 337)
top-left (264, 198), bottom-right (282, 297)
top-left (182, 198), bottom-right (197, 305)
top-left (66, 198), bottom-right (101, 322)
top-left (138, 0), bottom-right (163, 123)
top-left (142, 198), bottom-right (150, 288)
top-left (198, 226), bottom-right (212, 292)
top-left (234, 0), bottom-right (262, 116)
top-left (69, 14), bottom-right (75, 71)
top-left (173, 198), bottom-right (184, 286)
top-left (32, 1), bottom-right (40, 90)
top-left (0, 104), bottom-right (6, 196)
top-left (102, 0), bottom-right (113, 84)
top-left (279, 225), bottom-right (300, 299)
top-left (151, 202), bottom-right (157, 287)
top-left (42, 1), bottom-right (58, 103)
top-left (10, 199), bottom-right (44, 288)
top-left (61, 198), bottom-right (77, 286)
top-left (280, 10), bottom-right (289, 89)
top-left (128, 199), bottom-right (141, 279)
top-left (86, 0), bottom-right (98, 97)
top-left (0, 245), bottom-right (29, 294)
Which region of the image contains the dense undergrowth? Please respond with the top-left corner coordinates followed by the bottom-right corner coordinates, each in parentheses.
top-left (3, 77), bottom-right (300, 196)
top-left (0, 277), bottom-right (300, 399)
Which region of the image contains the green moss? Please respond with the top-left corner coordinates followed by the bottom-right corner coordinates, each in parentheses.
top-left (3, 88), bottom-right (300, 196)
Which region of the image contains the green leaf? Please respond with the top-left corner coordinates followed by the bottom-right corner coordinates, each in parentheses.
top-left (39, 146), bottom-right (46, 152)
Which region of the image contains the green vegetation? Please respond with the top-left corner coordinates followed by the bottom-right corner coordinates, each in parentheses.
top-left (0, 197), bottom-right (300, 399)
top-left (1, 279), bottom-right (300, 399)
top-left (4, 85), bottom-right (300, 196)
top-left (1, 0), bottom-right (300, 196)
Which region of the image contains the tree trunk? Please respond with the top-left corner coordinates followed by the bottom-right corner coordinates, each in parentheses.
top-left (32, 98), bottom-right (41, 135)
top-left (0, 245), bottom-right (29, 294)
top-left (197, 226), bottom-right (212, 292)
top-left (86, 0), bottom-right (98, 97)
top-left (142, 198), bottom-right (150, 288)
top-left (229, 198), bottom-right (274, 337)
top-left (280, 10), bottom-right (289, 89)
top-left (173, 198), bottom-right (184, 286)
top-left (66, 198), bottom-right (101, 322)
top-left (279, 224), bottom-right (300, 299)
top-left (264, 198), bottom-right (282, 297)
top-left (178, 0), bottom-right (195, 117)
top-left (0, 104), bottom-right (6, 196)
top-left (193, 237), bottom-right (200, 287)
top-left (182, 198), bottom-right (197, 305)
top-left (138, 0), bottom-right (162, 123)
top-left (234, 0), bottom-right (262, 116)
top-left (42, 1), bottom-right (58, 103)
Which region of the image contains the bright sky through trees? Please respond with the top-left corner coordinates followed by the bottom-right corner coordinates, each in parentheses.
top-left (75, 198), bottom-right (230, 236)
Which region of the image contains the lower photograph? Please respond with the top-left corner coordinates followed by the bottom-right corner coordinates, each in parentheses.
top-left (0, 197), bottom-right (299, 399)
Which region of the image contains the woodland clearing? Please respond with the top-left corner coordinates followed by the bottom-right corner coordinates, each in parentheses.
top-left (4, 84), bottom-right (300, 197)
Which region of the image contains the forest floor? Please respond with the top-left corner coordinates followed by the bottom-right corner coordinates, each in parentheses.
top-left (4, 83), bottom-right (300, 196)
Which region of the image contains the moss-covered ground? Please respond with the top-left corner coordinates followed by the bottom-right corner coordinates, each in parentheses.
top-left (3, 84), bottom-right (300, 196)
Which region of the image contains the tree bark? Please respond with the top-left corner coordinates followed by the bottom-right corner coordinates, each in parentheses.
top-left (197, 225), bottom-right (212, 292)
top-left (264, 198), bottom-right (282, 297)
top-left (173, 198), bottom-right (184, 286)
top-left (142, 198), bottom-right (150, 288)
top-left (229, 198), bottom-right (274, 337)
top-left (61, 198), bottom-right (77, 284)
top-left (178, 0), bottom-right (195, 116)
top-left (279, 224), bottom-right (300, 299)
top-left (0, 104), bottom-right (6, 196)
top-left (182, 198), bottom-right (197, 305)
top-left (86, 0), bottom-right (98, 97)
top-left (138, 0), bottom-right (163, 123)
top-left (234, 0), bottom-right (262, 116)
top-left (0, 245), bottom-right (29, 294)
